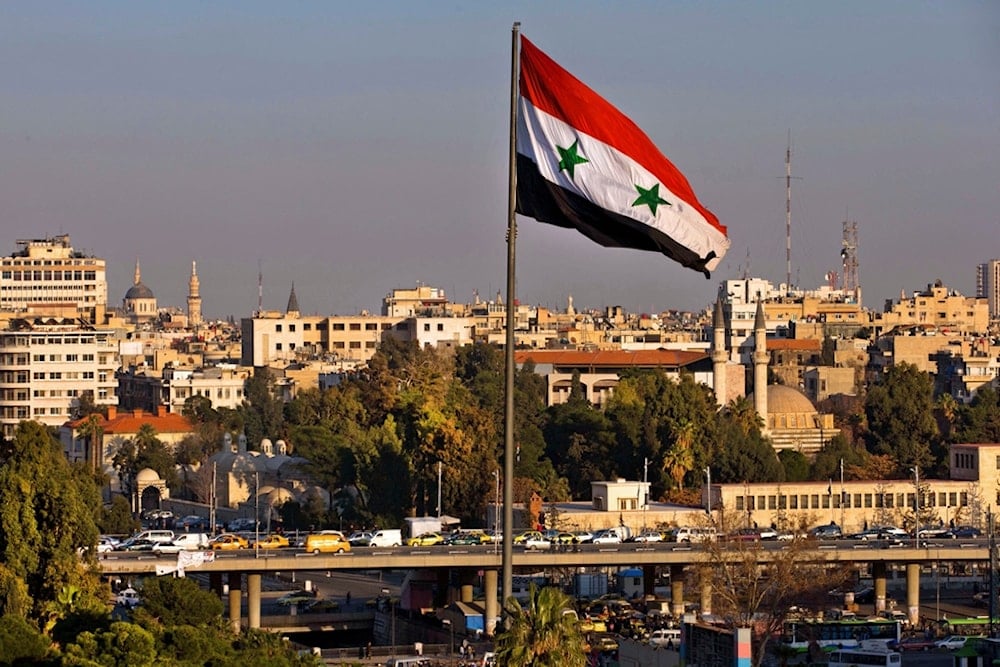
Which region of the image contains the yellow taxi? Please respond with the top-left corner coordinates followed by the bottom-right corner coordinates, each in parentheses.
top-left (254, 534), bottom-right (290, 549)
top-left (406, 532), bottom-right (444, 547)
top-left (210, 534), bottom-right (249, 550)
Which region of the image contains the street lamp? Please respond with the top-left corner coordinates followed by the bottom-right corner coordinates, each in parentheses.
top-left (442, 619), bottom-right (453, 658)
top-left (493, 470), bottom-right (500, 554)
top-left (910, 466), bottom-right (920, 547)
top-left (704, 467), bottom-right (711, 515)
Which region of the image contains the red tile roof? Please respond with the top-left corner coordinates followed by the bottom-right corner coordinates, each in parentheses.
top-left (767, 339), bottom-right (822, 351)
top-left (66, 408), bottom-right (193, 435)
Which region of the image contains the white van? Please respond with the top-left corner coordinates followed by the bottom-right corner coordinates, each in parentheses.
top-left (133, 530), bottom-right (175, 544)
top-left (369, 529), bottom-right (402, 548)
top-left (671, 527), bottom-right (717, 543)
top-left (650, 628), bottom-right (681, 648)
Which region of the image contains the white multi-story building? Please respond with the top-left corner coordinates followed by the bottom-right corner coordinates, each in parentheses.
top-left (117, 365), bottom-right (251, 414)
top-left (0, 235), bottom-right (108, 322)
top-left (977, 259), bottom-right (1000, 320)
top-left (0, 319), bottom-right (119, 439)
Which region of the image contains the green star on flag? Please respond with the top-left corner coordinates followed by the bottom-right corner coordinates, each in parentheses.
top-left (632, 183), bottom-right (670, 215)
top-left (556, 139), bottom-right (589, 179)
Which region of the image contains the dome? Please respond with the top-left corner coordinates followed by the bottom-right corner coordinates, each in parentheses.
top-left (136, 468), bottom-right (161, 484)
top-left (125, 282), bottom-right (155, 300)
top-left (748, 385), bottom-right (817, 415)
top-left (266, 487), bottom-right (294, 506)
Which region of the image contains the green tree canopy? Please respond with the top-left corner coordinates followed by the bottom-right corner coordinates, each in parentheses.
top-left (864, 363), bottom-right (939, 474)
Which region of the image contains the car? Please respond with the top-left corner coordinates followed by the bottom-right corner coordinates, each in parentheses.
top-left (254, 534), bottom-right (290, 549)
top-left (917, 525), bottom-right (950, 539)
top-left (407, 532), bottom-right (445, 547)
top-left (302, 598), bottom-right (341, 613)
top-left (119, 538), bottom-right (156, 552)
top-left (757, 527), bottom-right (779, 540)
top-left (574, 530), bottom-right (595, 543)
top-left (631, 531), bottom-right (664, 543)
top-left (891, 636), bottom-right (937, 652)
top-left (446, 531), bottom-right (489, 546)
top-left (649, 628), bottom-right (681, 648)
top-left (97, 536), bottom-right (119, 553)
top-left (152, 533), bottom-right (210, 554)
top-left (935, 635), bottom-right (980, 650)
top-left (347, 531), bottom-right (374, 547)
top-left (544, 530), bottom-right (578, 544)
top-left (948, 526), bottom-right (983, 539)
top-left (513, 531), bottom-right (551, 549)
top-left (210, 534), bottom-right (249, 550)
top-left (591, 530), bottom-right (622, 545)
top-left (725, 528), bottom-right (762, 542)
top-left (276, 590), bottom-right (317, 607)
top-left (809, 523), bottom-right (843, 539)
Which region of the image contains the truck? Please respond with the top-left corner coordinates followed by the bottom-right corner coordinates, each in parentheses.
top-left (573, 572), bottom-right (608, 599)
top-left (369, 529), bottom-right (403, 548)
top-left (403, 517), bottom-right (443, 540)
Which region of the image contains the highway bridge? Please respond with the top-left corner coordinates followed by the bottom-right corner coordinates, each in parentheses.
top-left (97, 539), bottom-right (994, 633)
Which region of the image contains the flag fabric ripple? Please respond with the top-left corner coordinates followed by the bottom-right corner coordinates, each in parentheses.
top-left (515, 36), bottom-right (730, 277)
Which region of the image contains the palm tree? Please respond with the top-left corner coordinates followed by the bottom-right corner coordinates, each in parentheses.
top-left (661, 421), bottom-right (696, 489)
top-left (726, 397), bottom-right (763, 436)
top-left (78, 413), bottom-right (104, 474)
top-left (494, 584), bottom-right (586, 667)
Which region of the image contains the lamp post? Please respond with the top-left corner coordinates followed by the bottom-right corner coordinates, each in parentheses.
top-left (493, 470), bottom-right (500, 555)
top-left (910, 466), bottom-right (920, 547)
top-left (642, 457), bottom-right (649, 532)
top-left (443, 619), bottom-right (453, 658)
top-left (704, 467), bottom-right (711, 515)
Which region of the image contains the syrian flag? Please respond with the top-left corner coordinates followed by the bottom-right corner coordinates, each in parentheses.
top-left (515, 36), bottom-right (730, 277)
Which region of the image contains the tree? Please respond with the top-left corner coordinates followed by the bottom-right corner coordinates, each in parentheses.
top-left (953, 386), bottom-right (1000, 444)
top-left (494, 584), bottom-right (586, 667)
top-left (134, 576), bottom-right (223, 628)
top-left (0, 421), bottom-right (102, 616)
top-left (778, 449), bottom-right (810, 482)
top-left (77, 413), bottom-right (104, 475)
top-left (63, 621), bottom-right (156, 667)
top-left (241, 366), bottom-right (286, 446)
top-left (98, 495), bottom-right (140, 536)
top-left (0, 614), bottom-right (50, 664)
top-left (701, 522), bottom-right (852, 667)
top-left (864, 363), bottom-right (938, 474)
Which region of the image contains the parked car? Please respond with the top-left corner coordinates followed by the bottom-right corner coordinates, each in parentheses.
top-left (446, 531), bottom-right (489, 546)
top-left (631, 531), bottom-right (664, 543)
top-left (724, 528), bottom-right (762, 542)
top-left (513, 530), bottom-right (551, 549)
top-left (254, 534), bottom-right (290, 549)
top-left (210, 534), bottom-right (249, 550)
top-left (544, 530), bottom-right (579, 544)
top-left (936, 635), bottom-right (980, 650)
top-left (97, 536), bottom-right (119, 553)
top-left (574, 530), bottom-right (595, 543)
top-left (891, 636), bottom-right (937, 652)
top-left (809, 523), bottom-right (843, 539)
top-left (119, 538), bottom-right (156, 552)
top-left (407, 532), bottom-right (445, 547)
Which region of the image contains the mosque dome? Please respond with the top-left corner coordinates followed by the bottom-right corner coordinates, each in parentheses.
top-left (125, 282), bottom-right (155, 300)
top-left (747, 384), bottom-right (817, 416)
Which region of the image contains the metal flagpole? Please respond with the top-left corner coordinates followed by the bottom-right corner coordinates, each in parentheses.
top-left (502, 20), bottom-right (521, 612)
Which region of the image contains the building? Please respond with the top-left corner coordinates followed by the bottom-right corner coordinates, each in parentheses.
top-left (0, 318), bottom-right (119, 439)
top-left (513, 349), bottom-right (711, 408)
top-left (0, 234), bottom-right (108, 323)
top-left (117, 365), bottom-right (251, 414)
top-left (977, 259), bottom-right (1000, 320)
top-left (187, 261), bottom-right (202, 327)
top-left (872, 281), bottom-right (989, 335)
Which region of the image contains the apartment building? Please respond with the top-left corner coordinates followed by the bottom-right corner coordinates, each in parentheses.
top-left (117, 365), bottom-right (251, 414)
top-left (0, 235), bottom-right (108, 323)
top-left (0, 318), bottom-right (119, 439)
top-left (872, 281), bottom-right (989, 335)
top-left (977, 259), bottom-right (1000, 320)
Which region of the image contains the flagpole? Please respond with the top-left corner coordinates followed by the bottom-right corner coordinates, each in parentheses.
top-left (502, 20), bottom-right (521, 615)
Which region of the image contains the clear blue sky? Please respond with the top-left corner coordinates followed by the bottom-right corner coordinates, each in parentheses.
top-left (2, 2), bottom-right (998, 318)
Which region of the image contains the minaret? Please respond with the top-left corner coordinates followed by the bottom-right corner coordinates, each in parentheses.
top-left (286, 282), bottom-right (300, 317)
top-left (567, 294), bottom-right (575, 316)
top-left (752, 300), bottom-right (769, 430)
top-left (711, 297), bottom-right (728, 407)
top-left (187, 261), bottom-right (202, 327)
top-left (133, 258), bottom-right (142, 286)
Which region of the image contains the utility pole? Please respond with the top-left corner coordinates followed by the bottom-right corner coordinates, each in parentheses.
top-left (840, 458), bottom-right (846, 528)
top-left (209, 462), bottom-right (217, 535)
top-left (642, 457), bottom-right (649, 531)
top-left (911, 466), bottom-right (920, 547)
top-left (704, 467), bottom-right (712, 515)
top-left (436, 461), bottom-right (443, 519)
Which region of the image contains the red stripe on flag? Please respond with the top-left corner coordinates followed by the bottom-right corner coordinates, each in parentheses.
top-left (519, 36), bottom-right (726, 238)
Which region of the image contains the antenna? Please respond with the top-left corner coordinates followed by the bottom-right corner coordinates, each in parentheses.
top-left (781, 132), bottom-right (802, 295)
top-left (841, 219), bottom-right (859, 302)
top-left (257, 259), bottom-right (263, 316)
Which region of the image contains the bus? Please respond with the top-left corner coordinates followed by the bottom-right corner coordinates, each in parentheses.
top-left (937, 617), bottom-right (1000, 636)
top-left (828, 648), bottom-right (901, 667)
top-left (781, 619), bottom-right (902, 653)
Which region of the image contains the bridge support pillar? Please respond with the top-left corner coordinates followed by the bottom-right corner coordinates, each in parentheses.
top-left (700, 577), bottom-right (713, 616)
top-left (227, 573), bottom-right (241, 633)
top-left (247, 573), bottom-right (261, 629)
top-left (485, 569), bottom-right (499, 637)
top-left (906, 563), bottom-right (920, 627)
top-left (460, 570), bottom-right (476, 603)
top-left (873, 561), bottom-right (888, 612)
top-left (670, 565), bottom-right (685, 618)
top-left (643, 565), bottom-right (656, 598)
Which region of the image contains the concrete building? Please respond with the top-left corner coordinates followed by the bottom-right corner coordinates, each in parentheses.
top-left (591, 479), bottom-right (651, 512)
top-left (0, 318), bottom-right (119, 439)
top-left (977, 259), bottom-right (1000, 320)
top-left (513, 349), bottom-right (711, 408)
top-left (117, 365), bottom-right (251, 414)
top-left (0, 234), bottom-right (108, 323)
top-left (872, 281), bottom-right (989, 336)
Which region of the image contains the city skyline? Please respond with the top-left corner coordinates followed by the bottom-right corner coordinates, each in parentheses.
top-left (3, 2), bottom-right (998, 319)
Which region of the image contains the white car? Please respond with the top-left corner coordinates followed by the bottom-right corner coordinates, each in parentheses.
top-left (96, 536), bottom-right (120, 553)
top-left (935, 635), bottom-right (978, 650)
top-left (592, 530), bottom-right (622, 545)
top-left (632, 531), bottom-right (663, 543)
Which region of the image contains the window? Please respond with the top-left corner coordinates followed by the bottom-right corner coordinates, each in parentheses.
top-left (810, 494), bottom-right (819, 508)
top-left (289, 324), bottom-right (295, 332)
top-left (437, 323), bottom-right (444, 331)
top-left (768, 495), bottom-right (776, 510)
top-left (789, 495), bottom-right (798, 509)
top-left (275, 324), bottom-right (282, 332)
top-left (349, 323), bottom-right (361, 331)
top-left (303, 323), bottom-right (312, 331)
top-left (365, 323), bottom-right (377, 331)
top-left (736, 497), bottom-right (744, 511)
top-left (275, 343), bottom-right (283, 351)
top-left (424, 324), bottom-right (430, 331)
top-left (332, 323), bottom-right (344, 331)
top-left (349, 341), bottom-right (361, 349)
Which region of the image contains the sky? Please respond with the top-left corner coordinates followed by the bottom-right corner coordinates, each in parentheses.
top-left (2, 2), bottom-right (998, 320)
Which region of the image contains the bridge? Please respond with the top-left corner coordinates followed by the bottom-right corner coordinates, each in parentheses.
top-left (98, 540), bottom-right (993, 634)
